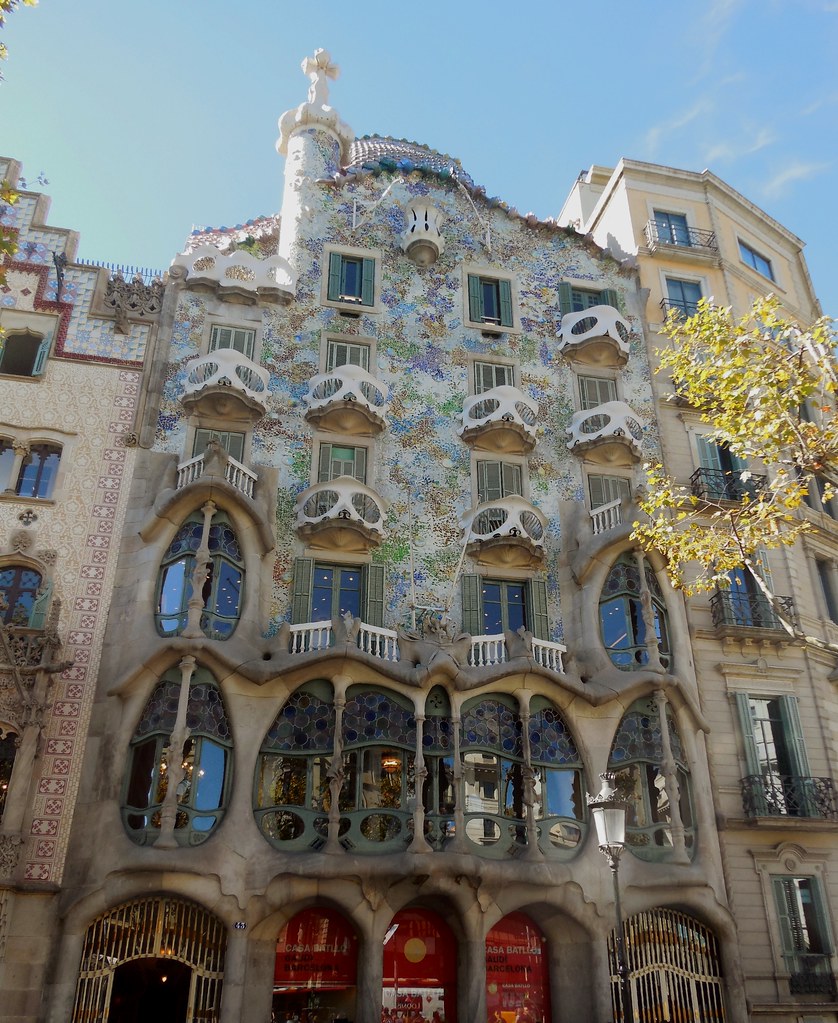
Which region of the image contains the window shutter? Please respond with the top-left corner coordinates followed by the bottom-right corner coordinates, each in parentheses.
top-left (461, 574), bottom-right (482, 636)
top-left (318, 444), bottom-right (334, 483)
top-left (478, 461), bottom-right (502, 503)
top-left (467, 275), bottom-right (483, 322)
top-left (589, 475), bottom-right (606, 509)
top-left (360, 258), bottom-right (375, 306)
top-left (498, 279), bottom-right (514, 327)
top-left (778, 696), bottom-right (810, 778)
top-left (772, 878), bottom-right (800, 956)
top-left (735, 692), bottom-right (761, 776)
top-left (327, 253), bottom-right (343, 302)
top-left (291, 558), bottom-right (314, 624)
top-left (503, 462), bottom-right (523, 497)
top-left (528, 578), bottom-right (549, 640)
top-left (600, 288), bottom-right (620, 310)
top-left (363, 563), bottom-right (385, 628)
top-left (32, 337), bottom-right (51, 376)
top-left (558, 282), bottom-right (573, 316)
top-left (696, 435), bottom-right (723, 471)
top-left (28, 579), bottom-right (52, 629)
top-left (353, 446), bottom-right (367, 483)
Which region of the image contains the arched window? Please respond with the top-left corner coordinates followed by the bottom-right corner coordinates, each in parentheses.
top-left (0, 729), bottom-right (19, 824)
top-left (16, 443), bottom-right (61, 499)
top-left (461, 696), bottom-right (525, 854)
top-left (0, 329), bottom-right (49, 377)
top-left (340, 687), bottom-right (416, 850)
top-left (123, 668), bottom-right (232, 846)
top-left (0, 565), bottom-right (42, 625)
top-left (255, 680), bottom-right (336, 849)
top-left (422, 686), bottom-right (455, 850)
top-left (529, 696), bottom-right (585, 854)
top-left (599, 552), bottom-right (670, 669)
top-left (155, 513), bottom-right (244, 639)
top-left (608, 696), bottom-right (694, 860)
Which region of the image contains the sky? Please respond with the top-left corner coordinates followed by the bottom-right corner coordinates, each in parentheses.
top-left (1, 0), bottom-right (836, 316)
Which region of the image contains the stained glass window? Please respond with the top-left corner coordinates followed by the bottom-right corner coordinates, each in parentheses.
top-left (599, 553), bottom-right (670, 670)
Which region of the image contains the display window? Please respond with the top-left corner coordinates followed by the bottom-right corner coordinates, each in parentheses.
top-left (382, 908), bottom-right (457, 1023)
top-left (485, 913), bottom-right (550, 1023)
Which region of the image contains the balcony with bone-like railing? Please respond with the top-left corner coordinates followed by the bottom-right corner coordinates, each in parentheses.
top-left (295, 476), bottom-right (387, 552)
top-left (181, 348), bottom-right (272, 419)
top-left (170, 244), bottom-right (297, 303)
top-left (566, 401), bottom-right (645, 465)
top-left (285, 617), bottom-right (566, 675)
top-left (459, 386), bottom-right (539, 454)
top-left (304, 363), bottom-right (389, 436)
top-left (461, 495), bottom-right (546, 568)
top-left (176, 446), bottom-right (258, 499)
top-left (558, 305), bottom-right (631, 366)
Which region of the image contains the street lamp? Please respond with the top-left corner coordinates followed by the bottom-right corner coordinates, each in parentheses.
top-left (588, 772), bottom-right (633, 1023)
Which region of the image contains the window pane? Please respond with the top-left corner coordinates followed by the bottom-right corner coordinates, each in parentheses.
top-left (505, 584), bottom-right (526, 632)
top-left (464, 751), bottom-right (500, 813)
top-left (214, 562), bottom-right (242, 618)
top-left (312, 566), bottom-right (335, 621)
top-left (337, 567), bottom-right (362, 618)
top-left (194, 740), bottom-right (227, 810)
top-left (327, 341), bottom-right (370, 370)
top-left (341, 258), bottom-right (362, 299)
top-left (481, 279), bottom-right (500, 322)
top-left (481, 582), bottom-right (503, 633)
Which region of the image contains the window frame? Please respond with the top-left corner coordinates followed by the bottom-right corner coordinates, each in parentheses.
top-left (461, 573), bottom-right (550, 640)
top-left (474, 457), bottom-right (526, 505)
top-left (291, 556), bottom-right (385, 629)
top-left (587, 473), bottom-right (632, 511)
top-left (558, 281), bottom-right (620, 316)
top-left (652, 209), bottom-right (691, 247)
top-left (739, 239), bottom-right (775, 281)
top-left (322, 245), bottom-right (382, 314)
top-left (315, 440), bottom-right (370, 485)
top-left (325, 338), bottom-right (372, 373)
top-left (472, 359), bottom-right (516, 395)
top-left (577, 374), bottom-right (618, 411)
top-left (463, 267), bottom-right (518, 333)
top-left (192, 429), bottom-right (247, 463)
top-left (208, 324), bottom-right (257, 361)
top-left (664, 275), bottom-right (703, 316)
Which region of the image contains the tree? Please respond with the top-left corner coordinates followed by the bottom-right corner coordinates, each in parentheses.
top-left (631, 296), bottom-right (837, 639)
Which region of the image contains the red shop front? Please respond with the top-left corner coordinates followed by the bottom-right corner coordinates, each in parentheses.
top-left (485, 913), bottom-right (550, 1023)
top-left (382, 908), bottom-right (457, 1023)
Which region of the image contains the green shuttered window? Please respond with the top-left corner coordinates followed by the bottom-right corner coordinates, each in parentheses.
top-left (461, 574), bottom-right (550, 640)
top-left (467, 275), bottom-right (514, 327)
top-left (327, 252), bottom-right (376, 307)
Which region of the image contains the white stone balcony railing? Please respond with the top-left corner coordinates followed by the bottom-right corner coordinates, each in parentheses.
top-left (182, 348), bottom-right (271, 416)
top-left (304, 364), bottom-right (388, 434)
top-left (459, 385), bottom-right (538, 453)
top-left (287, 619), bottom-right (400, 661)
top-left (590, 497), bottom-right (623, 535)
top-left (462, 495), bottom-right (546, 568)
top-left (566, 401), bottom-right (645, 462)
top-left (558, 305), bottom-right (631, 362)
top-left (468, 633), bottom-right (566, 671)
top-left (176, 451), bottom-right (258, 499)
top-left (171, 244), bottom-right (297, 300)
top-left (295, 476), bottom-right (387, 547)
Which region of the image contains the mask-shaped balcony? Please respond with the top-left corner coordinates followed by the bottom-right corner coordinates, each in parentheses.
top-left (459, 386), bottom-right (539, 454)
top-left (295, 476), bottom-right (387, 553)
top-left (566, 400), bottom-right (645, 466)
top-left (558, 305), bottom-right (631, 366)
top-left (461, 495), bottom-right (546, 568)
top-left (304, 364), bottom-right (388, 436)
top-left (180, 348), bottom-right (271, 421)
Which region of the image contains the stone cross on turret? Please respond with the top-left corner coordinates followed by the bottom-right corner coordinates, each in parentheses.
top-left (303, 48), bottom-right (339, 108)
top-left (276, 48), bottom-right (353, 160)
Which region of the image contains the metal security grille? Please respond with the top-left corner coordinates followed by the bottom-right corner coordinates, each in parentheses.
top-left (71, 896), bottom-right (226, 1023)
top-left (608, 908), bottom-right (726, 1022)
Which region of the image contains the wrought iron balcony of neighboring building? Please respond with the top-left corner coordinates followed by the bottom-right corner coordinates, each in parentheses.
top-left (176, 446), bottom-right (258, 500)
top-left (566, 400), bottom-right (645, 465)
top-left (461, 495), bottom-right (546, 569)
top-left (690, 466), bottom-right (768, 503)
top-left (295, 476), bottom-right (387, 553)
top-left (304, 364), bottom-right (388, 436)
top-left (557, 304), bottom-right (631, 366)
top-left (710, 589), bottom-right (795, 631)
top-left (180, 348), bottom-right (271, 420)
top-left (741, 774), bottom-right (838, 821)
top-left (644, 220), bottom-right (718, 254)
top-left (660, 297), bottom-right (700, 319)
top-left (787, 955), bottom-right (837, 997)
top-left (459, 385), bottom-right (539, 454)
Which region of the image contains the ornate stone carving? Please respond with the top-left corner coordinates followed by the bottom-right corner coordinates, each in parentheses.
top-left (38, 549), bottom-right (58, 566)
top-left (104, 272), bottom-right (164, 334)
top-left (10, 531), bottom-right (33, 553)
top-left (0, 835), bottom-right (23, 880)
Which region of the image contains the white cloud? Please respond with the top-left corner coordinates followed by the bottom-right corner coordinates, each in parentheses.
top-left (761, 160), bottom-right (831, 199)
top-left (645, 100), bottom-right (713, 156)
top-left (704, 126), bottom-right (776, 164)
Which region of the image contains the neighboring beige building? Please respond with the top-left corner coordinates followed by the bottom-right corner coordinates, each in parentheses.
top-left (0, 159), bottom-right (164, 1018)
top-left (561, 160), bottom-right (838, 1023)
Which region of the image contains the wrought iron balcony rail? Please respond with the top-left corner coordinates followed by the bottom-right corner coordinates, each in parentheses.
top-left (644, 220), bottom-right (718, 252)
top-left (660, 297), bottom-right (700, 318)
top-left (741, 774), bottom-right (838, 820)
top-left (710, 589), bottom-right (794, 630)
top-left (690, 466), bottom-right (767, 502)
top-left (787, 955), bottom-right (836, 997)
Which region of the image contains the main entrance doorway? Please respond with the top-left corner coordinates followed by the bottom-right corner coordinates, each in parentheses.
top-left (273, 907), bottom-right (359, 1023)
top-left (382, 908), bottom-right (457, 1023)
top-left (109, 958), bottom-right (191, 1023)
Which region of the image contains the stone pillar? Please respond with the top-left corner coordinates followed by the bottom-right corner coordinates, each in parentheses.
top-left (5, 441), bottom-right (29, 493)
top-left (450, 706), bottom-right (467, 853)
top-left (355, 933), bottom-right (383, 1023)
top-left (325, 675), bottom-right (350, 854)
top-left (518, 694), bottom-right (543, 860)
top-left (408, 713), bottom-right (431, 854)
top-left (155, 655), bottom-right (196, 849)
top-left (634, 549), bottom-right (663, 671)
top-left (654, 689), bottom-right (689, 863)
top-left (459, 937), bottom-right (486, 1023)
top-left (218, 925), bottom-right (249, 1023)
top-left (183, 501), bottom-right (215, 638)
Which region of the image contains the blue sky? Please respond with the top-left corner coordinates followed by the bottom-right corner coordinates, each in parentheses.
top-left (1, 0), bottom-right (836, 316)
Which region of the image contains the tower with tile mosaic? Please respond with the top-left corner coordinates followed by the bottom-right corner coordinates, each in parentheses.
top-left (40, 54), bottom-right (743, 1023)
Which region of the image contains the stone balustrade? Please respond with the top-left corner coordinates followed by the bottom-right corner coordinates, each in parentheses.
top-left (176, 451), bottom-right (257, 499)
top-left (171, 244), bottom-right (296, 300)
top-left (589, 497), bottom-right (623, 535)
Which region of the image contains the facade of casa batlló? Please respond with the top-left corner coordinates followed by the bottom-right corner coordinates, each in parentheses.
top-left (6, 48), bottom-right (815, 1023)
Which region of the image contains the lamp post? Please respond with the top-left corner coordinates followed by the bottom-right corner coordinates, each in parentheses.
top-left (588, 772), bottom-right (633, 1023)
